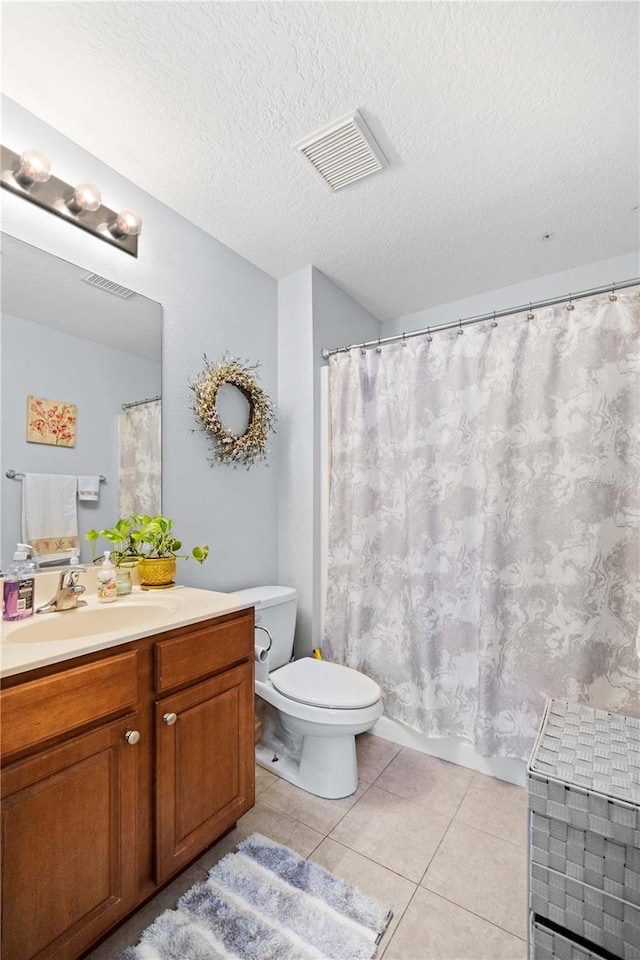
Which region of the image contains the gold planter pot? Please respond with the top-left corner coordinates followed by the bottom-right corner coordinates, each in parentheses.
top-left (137, 556), bottom-right (177, 590)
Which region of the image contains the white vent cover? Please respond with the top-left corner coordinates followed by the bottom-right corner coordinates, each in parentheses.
top-left (294, 111), bottom-right (387, 191)
top-left (82, 273), bottom-right (135, 298)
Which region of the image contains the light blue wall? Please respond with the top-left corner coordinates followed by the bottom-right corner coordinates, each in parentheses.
top-left (277, 266), bottom-right (379, 656)
top-left (1, 313), bottom-right (161, 566)
top-left (383, 252), bottom-right (640, 337)
top-left (277, 267), bottom-right (314, 654)
top-left (1, 96), bottom-right (279, 591)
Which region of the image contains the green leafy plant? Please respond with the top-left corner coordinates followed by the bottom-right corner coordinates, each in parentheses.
top-left (86, 515), bottom-right (209, 565)
top-left (85, 517), bottom-right (141, 566)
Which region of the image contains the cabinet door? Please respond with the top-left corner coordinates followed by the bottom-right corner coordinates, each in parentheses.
top-left (155, 661), bottom-right (254, 882)
top-left (1, 714), bottom-right (140, 960)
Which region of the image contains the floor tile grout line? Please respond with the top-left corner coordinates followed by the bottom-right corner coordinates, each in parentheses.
top-left (327, 779), bottom-right (374, 836)
top-left (255, 779), bottom-right (374, 843)
top-left (411, 765), bottom-right (478, 885)
top-left (381, 888), bottom-right (528, 960)
top-left (377, 881), bottom-right (423, 958)
top-left (367, 781), bottom-right (463, 828)
top-left (368, 770), bottom-right (475, 824)
top-left (321, 834), bottom-right (422, 887)
top-left (360, 738), bottom-right (403, 782)
top-left (452, 815), bottom-right (527, 850)
top-left (418, 882), bottom-right (528, 944)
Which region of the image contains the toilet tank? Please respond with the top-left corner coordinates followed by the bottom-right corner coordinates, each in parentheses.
top-left (234, 586), bottom-right (297, 671)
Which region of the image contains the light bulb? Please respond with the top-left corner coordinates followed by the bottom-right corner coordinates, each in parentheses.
top-left (109, 208), bottom-right (142, 237)
top-left (67, 182), bottom-right (102, 213)
top-left (17, 149), bottom-right (51, 185)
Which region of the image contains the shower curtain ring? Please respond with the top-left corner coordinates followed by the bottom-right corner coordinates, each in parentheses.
top-left (402, 332), bottom-right (407, 347)
top-left (609, 283), bottom-right (618, 302)
top-left (360, 343), bottom-right (366, 356)
top-left (567, 294), bottom-right (575, 311)
top-left (376, 338), bottom-right (382, 353)
top-left (491, 310), bottom-right (498, 328)
top-left (527, 303), bottom-right (534, 320)
top-left (426, 326), bottom-right (433, 342)
top-left (457, 319), bottom-right (464, 335)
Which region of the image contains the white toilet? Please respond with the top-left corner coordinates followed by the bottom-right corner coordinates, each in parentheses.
top-left (234, 586), bottom-right (382, 799)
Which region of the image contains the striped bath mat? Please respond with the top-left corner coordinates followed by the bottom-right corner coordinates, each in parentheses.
top-left (119, 833), bottom-right (392, 959)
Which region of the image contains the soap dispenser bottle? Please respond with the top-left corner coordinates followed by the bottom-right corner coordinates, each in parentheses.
top-left (2, 544), bottom-right (38, 621)
top-left (97, 550), bottom-right (117, 603)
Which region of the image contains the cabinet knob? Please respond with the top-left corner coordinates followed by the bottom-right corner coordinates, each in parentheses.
top-left (163, 712), bottom-right (177, 726)
top-left (124, 730), bottom-right (141, 745)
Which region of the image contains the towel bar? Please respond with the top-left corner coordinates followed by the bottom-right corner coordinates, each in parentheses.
top-left (6, 470), bottom-right (107, 482)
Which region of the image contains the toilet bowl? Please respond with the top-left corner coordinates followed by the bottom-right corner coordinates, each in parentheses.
top-left (234, 586), bottom-right (383, 799)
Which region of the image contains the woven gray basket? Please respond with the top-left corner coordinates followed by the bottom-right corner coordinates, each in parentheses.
top-left (530, 861), bottom-right (640, 959)
top-left (528, 701), bottom-right (640, 847)
top-left (530, 810), bottom-right (640, 905)
top-left (528, 701), bottom-right (640, 960)
top-left (531, 917), bottom-right (608, 960)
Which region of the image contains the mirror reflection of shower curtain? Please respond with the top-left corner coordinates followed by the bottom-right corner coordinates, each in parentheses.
top-left (118, 399), bottom-right (161, 516)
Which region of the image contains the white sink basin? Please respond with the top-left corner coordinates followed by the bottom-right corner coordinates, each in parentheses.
top-left (5, 601), bottom-right (179, 643)
top-left (0, 586), bottom-right (246, 679)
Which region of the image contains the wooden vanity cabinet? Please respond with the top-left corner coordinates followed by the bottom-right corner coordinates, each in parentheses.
top-left (0, 607), bottom-right (255, 960)
top-left (155, 661), bottom-right (253, 882)
top-left (1, 712), bottom-right (140, 960)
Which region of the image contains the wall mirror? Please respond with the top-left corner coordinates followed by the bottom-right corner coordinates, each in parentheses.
top-left (1, 233), bottom-right (162, 570)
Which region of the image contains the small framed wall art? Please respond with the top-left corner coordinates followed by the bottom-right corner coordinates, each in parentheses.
top-left (26, 395), bottom-right (77, 447)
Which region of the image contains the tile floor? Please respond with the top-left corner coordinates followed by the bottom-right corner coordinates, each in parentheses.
top-left (85, 734), bottom-right (529, 959)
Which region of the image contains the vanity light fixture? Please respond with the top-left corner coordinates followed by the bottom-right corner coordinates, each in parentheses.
top-left (108, 207), bottom-right (142, 238)
top-left (15, 149), bottom-right (52, 186)
top-left (67, 181), bottom-right (102, 214)
top-left (0, 144), bottom-right (141, 257)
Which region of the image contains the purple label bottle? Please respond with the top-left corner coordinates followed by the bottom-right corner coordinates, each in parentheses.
top-left (3, 577), bottom-right (35, 620)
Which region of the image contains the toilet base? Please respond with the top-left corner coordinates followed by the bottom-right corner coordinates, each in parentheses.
top-left (256, 733), bottom-right (358, 799)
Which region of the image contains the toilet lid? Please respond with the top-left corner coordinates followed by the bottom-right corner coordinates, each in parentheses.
top-left (270, 658), bottom-right (381, 709)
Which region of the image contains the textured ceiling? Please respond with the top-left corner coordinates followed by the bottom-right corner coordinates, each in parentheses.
top-left (2, 2), bottom-right (638, 321)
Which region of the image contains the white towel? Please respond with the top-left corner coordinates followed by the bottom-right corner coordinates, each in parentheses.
top-left (77, 475), bottom-right (101, 502)
top-left (22, 473), bottom-right (79, 561)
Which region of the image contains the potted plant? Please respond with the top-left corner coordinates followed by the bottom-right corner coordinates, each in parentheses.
top-left (132, 515), bottom-right (209, 589)
top-left (86, 515), bottom-right (209, 590)
top-left (86, 517), bottom-right (141, 566)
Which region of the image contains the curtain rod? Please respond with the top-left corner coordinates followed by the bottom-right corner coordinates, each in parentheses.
top-left (121, 395), bottom-right (161, 410)
top-left (6, 470), bottom-right (106, 482)
top-left (321, 277), bottom-right (640, 359)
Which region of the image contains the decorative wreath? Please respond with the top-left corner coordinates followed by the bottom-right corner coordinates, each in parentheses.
top-left (191, 354), bottom-right (276, 468)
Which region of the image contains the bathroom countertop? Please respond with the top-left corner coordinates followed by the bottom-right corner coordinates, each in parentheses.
top-left (0, 583), bottom-right (251, 679)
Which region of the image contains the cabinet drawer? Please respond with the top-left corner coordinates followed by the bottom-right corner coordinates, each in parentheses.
top-left (0, 651), bottom-right (138, 759)
top-left (154, 612), bottom-right (253, 693)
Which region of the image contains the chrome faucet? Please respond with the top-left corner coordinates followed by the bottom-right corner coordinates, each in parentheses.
top-left (36, 567), bottom-right (87, 613)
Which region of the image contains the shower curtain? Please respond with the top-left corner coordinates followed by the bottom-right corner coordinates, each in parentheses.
top-left (324, 287), bottom-right (640, 760)
top-left (118, 399), bottom-right (162, 517)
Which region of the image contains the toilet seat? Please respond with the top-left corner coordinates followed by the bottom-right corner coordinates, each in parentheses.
top-left (270, 657), bottom-right (380, 709)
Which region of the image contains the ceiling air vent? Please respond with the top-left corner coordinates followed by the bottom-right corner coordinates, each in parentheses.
top-left (294, 111), bottom-right (387, 191)
top-left (82, 273), bottom-right (135, 298)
